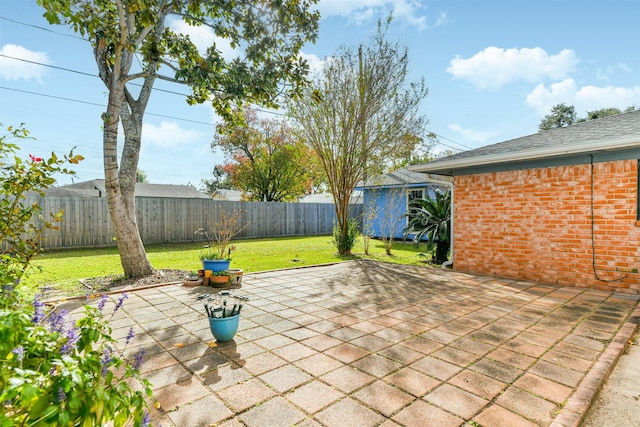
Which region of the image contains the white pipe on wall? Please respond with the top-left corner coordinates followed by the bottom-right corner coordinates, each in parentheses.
top-left (424, 174), bottom-right (454, 269)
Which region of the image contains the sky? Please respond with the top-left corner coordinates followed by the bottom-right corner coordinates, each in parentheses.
top-left (1, 0), bottom-right (639, 188)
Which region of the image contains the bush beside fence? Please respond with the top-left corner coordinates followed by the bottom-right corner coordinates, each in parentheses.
top-left (19, 195), bottom-right (363, 249)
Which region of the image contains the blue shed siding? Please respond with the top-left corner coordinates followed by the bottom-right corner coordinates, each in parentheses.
top-left (362, 184), bottom-right (438, 239)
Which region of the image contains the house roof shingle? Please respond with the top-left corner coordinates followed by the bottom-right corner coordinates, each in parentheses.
top-left (410, 109), bottom-right (640, 176)
top-left (357, 167), bottom-right (437, 188)
top-left (49, 179), bottom-right (211, 199)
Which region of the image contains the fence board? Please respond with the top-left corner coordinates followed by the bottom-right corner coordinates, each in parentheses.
top-left (5, 196), bottom-right (362, 249)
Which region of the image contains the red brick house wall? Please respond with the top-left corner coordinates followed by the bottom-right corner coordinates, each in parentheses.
top-left (453, 159), bottom-right (640, 294)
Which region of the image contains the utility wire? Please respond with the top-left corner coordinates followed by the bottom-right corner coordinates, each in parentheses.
top-left (1, 15), bottom-right (470, 150)
top-left (0, 16), bottom-right (85, 41)
top-left (1, 86), bottom-right (216, 126)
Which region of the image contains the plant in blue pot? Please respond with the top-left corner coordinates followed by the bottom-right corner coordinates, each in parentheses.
top-left (196, 208), bottom-right (248, 273)
top-left (204, 293), bottom-right (245, 342)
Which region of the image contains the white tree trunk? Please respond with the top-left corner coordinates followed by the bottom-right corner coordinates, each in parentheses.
top-left (102, 85), bottom-right (154, 277)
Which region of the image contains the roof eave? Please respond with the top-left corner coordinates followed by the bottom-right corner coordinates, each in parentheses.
top-left (409, 135), bottom-right (640, 176)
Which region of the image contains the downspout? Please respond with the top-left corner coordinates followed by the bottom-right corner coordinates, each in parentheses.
top-left (424, 174), bottom-right (454, 269)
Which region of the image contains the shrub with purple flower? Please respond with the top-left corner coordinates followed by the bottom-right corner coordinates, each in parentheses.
top-left (113, 291), bottom-right (128, 313)
top-left (31, 294), bottom-right (45, 323)
top-left (0, 124), bottom-right (152, 426)
top-left (0, 295), bottom-right (154, 426)
top-left (98, 293), bottom-right (108, 311)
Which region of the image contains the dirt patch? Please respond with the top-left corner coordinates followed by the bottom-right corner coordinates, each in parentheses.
top-left (78, 269), bottom-right (193, 293)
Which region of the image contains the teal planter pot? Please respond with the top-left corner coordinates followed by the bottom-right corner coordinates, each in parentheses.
top-left (202, 259), bottom-right (231, 273)
top-left (208, 314), bottom-right (240, 342)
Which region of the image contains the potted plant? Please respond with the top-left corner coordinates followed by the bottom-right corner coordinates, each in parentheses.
top-left (183, 271), bottom-right (203, 286)
top-left (196, 208), bottom-right (248, 272)
top-left (204, 293), bottom-right (244, 342)
top-left (225, 268), bottom-right (244, 285)
top-left (199, 246), bottom-right (235, 273)
top-left (209, 270), bottom-right (231, 287)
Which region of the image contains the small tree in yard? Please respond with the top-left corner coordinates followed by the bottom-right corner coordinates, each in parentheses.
top-left (290, 17), bottom-right (427, 255)
top-left (404, 189), bottom-right (451, 264)
top-left (362, 184), bottom-right (408, 256)
top-left (361, 200), bottom-right (377, 256)
top-left (38, 0), bottom-right (319, 277)
top-left (378, 187), bottom-right (409, 256)
top-left (196, 207), bottom-right (249, 261)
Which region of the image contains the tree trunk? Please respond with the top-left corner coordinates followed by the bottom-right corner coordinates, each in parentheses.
top-left (434, 240), bottom-right (450, 265)
top-left (102, 89), bottom-right (154, 278)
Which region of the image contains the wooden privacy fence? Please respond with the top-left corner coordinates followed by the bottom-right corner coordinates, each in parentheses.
top-left (21, 195), bottom-right (363, 249)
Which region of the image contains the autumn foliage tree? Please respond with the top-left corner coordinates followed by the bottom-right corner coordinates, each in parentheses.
top-left (38, 0), bottom-right (319, 277)
top-left (213, 108), bottom-right (324, 201)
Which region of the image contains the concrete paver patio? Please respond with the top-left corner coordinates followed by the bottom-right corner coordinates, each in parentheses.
top-left (64, 260), bottom-right (640, 426)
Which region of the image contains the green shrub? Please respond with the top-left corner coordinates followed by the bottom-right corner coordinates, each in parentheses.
top-left (333, 217), bottom-right (360, 255)
top-left (0, 292), bottom-right (153, 426)
top-left (0, 123), bottom-right (152, 426)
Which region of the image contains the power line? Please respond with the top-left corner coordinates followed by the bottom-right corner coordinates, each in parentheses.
top-left (0, 16), bottom-right (86, 41)
top-left (3, 84), bottom-right (468, 152)
top-left (0, 86), bottom-right (216, 126)
top-left (1, 15), bottom-right (470, 151)
top-left (0, 54), bottom-right (96, 78)
top-left (0, 54), bottom-right (195, 98)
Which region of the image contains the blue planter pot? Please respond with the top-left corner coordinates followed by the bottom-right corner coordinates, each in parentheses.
top-left (202, 259), bottom-right (231, 273)
top-left (208, 314), bottom-right (240, 342)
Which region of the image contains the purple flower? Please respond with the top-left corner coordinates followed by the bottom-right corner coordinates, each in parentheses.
top-left (57, 387), bottom-right (66, 403)
top-left (142, 411), bottom-right (150, 427)
top-left (31, 294), bottom-right (44, 323)
top-left (11, 346), bottom-right (24, 362)
top-left (61, 322), bottom-right (80, 355)
top-left (47, 309), bottom-right (67, 333)
top-left (125, 327), bottom-right (135, 345)
top-left (132, 347), bottom-right (145, 370)
top-left (101, 346), bottom-right (112, 377)
top-left (113, 292), bottom-right (128, 314)
top-left (97, 294), bottom-right (108, 311)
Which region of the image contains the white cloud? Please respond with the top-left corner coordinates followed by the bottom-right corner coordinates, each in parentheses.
top-left (168, 18), bottom-right (237, 59)
top-left (142, 121), bottom-right (204, 150)
top-left (316, 0), bottom-right (429, 30)
top-left (596, 62), bottom-right (632, 82)
top-left (447, 123), bottom-right (495, 144)
top-left (525, 78), bottom-right (640, 115)
top-left (0, 44), bottom-right (50, 81)
top-left (447, 47), bottom-right (579, 90)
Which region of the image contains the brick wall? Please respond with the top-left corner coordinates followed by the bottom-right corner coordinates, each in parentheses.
top-left (453, 159), bottom-right (640, 294)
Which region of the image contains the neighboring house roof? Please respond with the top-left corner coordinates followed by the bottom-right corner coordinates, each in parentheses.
top-left (50, 179), bottom-right (211, 199)
top-left (410, 110), bottom-right (640, 176)
top-left (42, 187), bottom-right (100, 197)
top-left (356, 167), bottom-right (428, 188)
top-left (211, 189), bottom-right (245, 201)
top-left (355, 167), bottom-right (447, 189)
top-left (299, 191), bottom-right (363, 204)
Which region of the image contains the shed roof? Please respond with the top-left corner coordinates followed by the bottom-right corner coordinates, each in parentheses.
top-left (299, 191), bottom-right (362, 204)
top-left (356, 167), bottom-right (435, 189)
top-left (410, 109), bottom-right (640, 176)
top-left (211, 189), bottom-right (245, 201)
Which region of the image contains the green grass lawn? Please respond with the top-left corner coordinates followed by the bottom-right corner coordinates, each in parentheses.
top-left (23, 235), bottom-right (436, 297)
